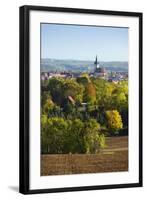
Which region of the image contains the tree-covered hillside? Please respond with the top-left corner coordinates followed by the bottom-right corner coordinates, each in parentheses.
top-left (41, 75), bottom-right (128, 154)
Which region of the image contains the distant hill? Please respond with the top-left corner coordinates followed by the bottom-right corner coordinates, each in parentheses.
top-left (41, 58), bottom-right (128, 73)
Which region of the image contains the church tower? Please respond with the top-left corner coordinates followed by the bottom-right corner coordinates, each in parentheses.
top-left (94, 55), bottom-right (99, 69)
top-left (93, 55), bottom-right (106, 77)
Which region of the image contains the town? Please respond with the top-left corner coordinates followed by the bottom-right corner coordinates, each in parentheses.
top-left (41, 55), bottom-right (128, 84)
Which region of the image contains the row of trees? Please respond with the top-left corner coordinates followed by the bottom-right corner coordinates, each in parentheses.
top-left (41, 116), bottom-right (106, 154)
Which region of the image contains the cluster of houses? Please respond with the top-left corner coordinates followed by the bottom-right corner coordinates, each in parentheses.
top-left (41, 71), bottom-right (73, 80)
top-left (108, 72), bottom-right (128, 83)
top-left (41, 55), bottom-right (128, 83)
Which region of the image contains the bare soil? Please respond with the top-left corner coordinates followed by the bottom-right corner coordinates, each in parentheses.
top-left (41, 136), bottom-right (128, 176)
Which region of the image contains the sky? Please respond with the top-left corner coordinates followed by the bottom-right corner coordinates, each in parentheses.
top-left (41, 23), bottom-right (128, 62)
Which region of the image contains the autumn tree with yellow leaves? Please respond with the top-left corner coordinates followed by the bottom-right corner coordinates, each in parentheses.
top-left (106, 110), bottom-right (123, 134)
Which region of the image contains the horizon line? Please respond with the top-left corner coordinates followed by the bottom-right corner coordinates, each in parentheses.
top-left (41, 58), bottom-right (128, 62)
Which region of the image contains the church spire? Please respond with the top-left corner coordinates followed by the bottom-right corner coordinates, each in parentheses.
top-left (94, 55), bottom-right (97, 65)
top-left (94, 55), bottom-right (99, 68)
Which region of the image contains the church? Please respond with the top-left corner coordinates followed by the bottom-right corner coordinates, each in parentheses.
top-left (94, 55), bottom-right (107, 78)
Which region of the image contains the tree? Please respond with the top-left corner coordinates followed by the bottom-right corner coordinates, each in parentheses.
top-left (62, 79), bottom-right (84, 102)
top-left (111, 80), bottom-right (128, 111)
top-left (93, 79), bottom-right (115, 110)
top-left (42, 96), bottom-right (55, 114)
top-left (106, 110), bottom-right (123, 134)
top-left (84, 119), bottom-right (105, 153)
top-left (83, 83), bottom-right (96, 104)
top-left (41, 116), bottom-right (106, 154)
top-left (48, 78), bottom-right (84, 106)
top-left (76, 73), bottom-right (91, 85)
top-left (41, 117), bottom-right (69, 154)
top-left (47, 78), bottom-right (64, 105)
top-left (110, 81), bottom-right (128, 128)
top-left (41, 114), bottom-right (48, 153)
top-left (41, 91), bottom-right (50, 108)
top-left (63, 101), bottom-right (76, 116)
top-left (63, 119), bottom-right (85, 153)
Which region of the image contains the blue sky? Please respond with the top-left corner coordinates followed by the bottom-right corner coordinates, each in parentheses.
top-left (41, 23), bottom-right (128, 62)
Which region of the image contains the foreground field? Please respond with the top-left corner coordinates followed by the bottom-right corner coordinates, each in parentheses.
top-left (41, 136), bottom-right (128, 176)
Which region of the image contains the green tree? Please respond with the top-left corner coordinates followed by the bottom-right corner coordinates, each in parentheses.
top-left (41, 116), bottom-right (106, 154)
top-left (62, 79), bottom-right (84, 102)
top-left (76, 73), bottom-right (91, 85)
top-left (47, 78), bottom-right (64, 105)
top-left (42, 117), bottom-right (69, 154)
top-left (111, 80), bottom-right (128, 111)
top-left (41, 114), bottom-right (48, 153)
top-left (63, 119), bottom-right (85, 153)
top-left (93, 79), bottom-right (115, 110)
top-left (84, 119), bottom-right (105, 153)
top-left (41, 91), bottom-right (50, 108)
top-left (48, 78), bottom-right (84, 106)
top-left (42, 97), bottom-right (55, 114)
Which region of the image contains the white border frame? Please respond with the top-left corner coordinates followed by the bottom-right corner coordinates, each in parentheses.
top-left (29, 10), bottom-right (139, 190)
